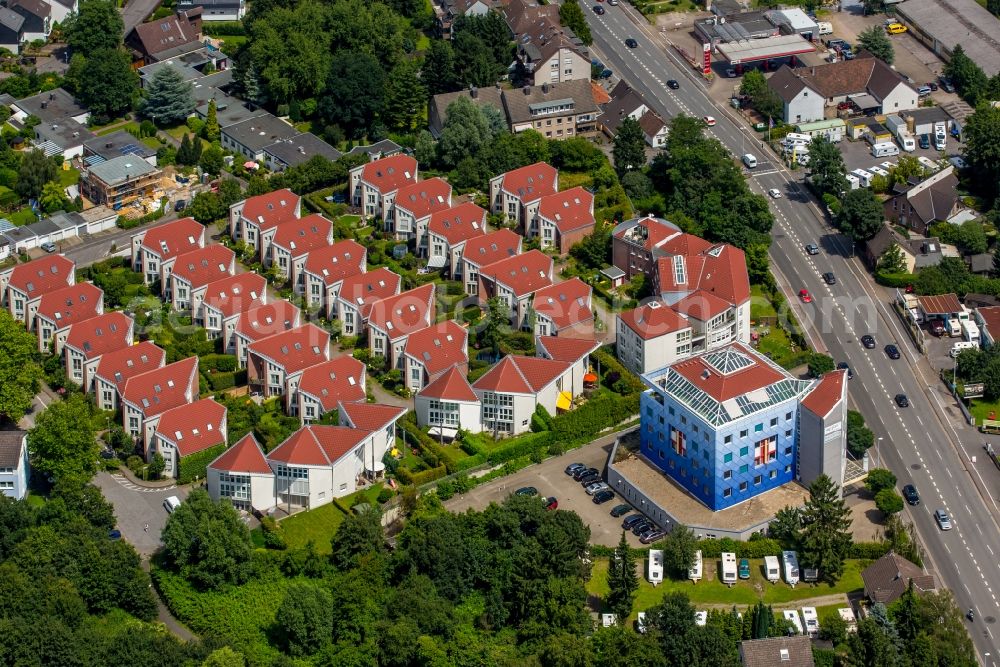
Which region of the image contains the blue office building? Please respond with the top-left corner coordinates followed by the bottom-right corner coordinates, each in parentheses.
top-left (639, 344), bottom-right (847, 511)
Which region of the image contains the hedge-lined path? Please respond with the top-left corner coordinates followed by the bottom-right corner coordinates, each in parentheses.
top-left (141, 558), bottom-right (198, 641)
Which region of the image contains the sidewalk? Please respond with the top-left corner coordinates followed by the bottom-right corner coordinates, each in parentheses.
top-left (141, 558), bottom-right (197, 642)
top-left (368, 380), bottom-right (411, 408)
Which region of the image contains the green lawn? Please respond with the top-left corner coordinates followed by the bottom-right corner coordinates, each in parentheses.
top-left (968, 398), bottom-right (1000, 425)
top-left (221, 36), bottom-right (248, 52)
top-left (587, 557), bottom-right (864, 621)
top-left (756, 327), bottom-right (810, 371)
top-left (750, 285), bottom-right (777, 321)
top-left (59, 166), bottom-right (80, 187)
top-left (92, 119), bottom-right (137, 136)
top-left (277, 484), bottom-right (385, 553)
top-left (8, 207), bottom-right (38, 226)
top-left (559, 171), bottom-right (594, 191)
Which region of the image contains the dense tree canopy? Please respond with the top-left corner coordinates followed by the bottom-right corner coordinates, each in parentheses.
top-left (162, 489), bottom-right (253, 590)
top-left (64, 0), bottom-right (124, 56)
top-left (0, 310), bottom-right (43, 424)
top-left (962, 104), bottom-right (1000, 203)
top-left (858, 25), bottom-right (894, 64)
top-left (27, 393), bottom-right (99, 483)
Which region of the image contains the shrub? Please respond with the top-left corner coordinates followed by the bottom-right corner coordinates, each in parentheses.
top-left (592, 348), bottom-right (645, 394)
top-left (875, 271), bottom-right (917, 288)
top-left (201, 354), bottom-right (238, 372)
top-left (376, 488), bottom-right (394, 504)
top-left (530, 412), bottom-right (548, 433)
top-left (208, 371), bottom-right (236, 391)
top-left (436, 479), bottom-right (455, 500)
top-left (176, 443), bottom-right (226, 484)
top-left (848, 541), bottom-right (891, 560)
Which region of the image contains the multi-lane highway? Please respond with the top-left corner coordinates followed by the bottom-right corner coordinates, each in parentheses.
top-left (584, 4), bottom-right (1000, 661)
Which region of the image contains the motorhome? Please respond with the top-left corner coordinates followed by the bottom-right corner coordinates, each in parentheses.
top-left (783, 132), bottom-right (811, 145)
top-left (962, 320), bottom-right (981, 344)
top-left (872, 143), bottom-right (900, 157)
top-left (868, 165), bottom-right (889, 178)
top-left (897, 133), bottom-right (916, 152)
top-left (952, 342), bottom-right (977, 357)
top-left (838, 607), bottom-right (858, 633)
top-left (721, 552), bottom-right (738, 586)
top-left (949, 318), bottom-right (962, 337)
top-left (764, 555), bottom-right (781, 582)
top-left (802, 607), bottom-right (820, 637)
top-left (817, 21), bottom-right (833, 35)
top-left (845, 173), bottom-right (860, 190)
top-left (783, 610), bottom-right (804, 635)
top-left (851, 169), bottom-right (873, 188)
top-left (689, 550), bottom-right (703, 583)
top-left (783, 550), bottom-right (800, 587)
top-left (647, 549), bottom-right (664, 585)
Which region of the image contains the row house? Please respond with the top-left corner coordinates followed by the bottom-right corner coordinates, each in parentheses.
top-left (402, 319), bottom-right (469, 393)
top-left (153, 397), bottom-right (227, 479)
top-left (303, 239), bottom-right (366, 319)
top-left (246, 323), bottom-right (331, 412)
top-left (197, 272), bottom-right (267, 350)
top-left (394, 177), bottom-right (452, 248)
top-left (34, 282), bottom-right (103, 354)
top-left (1, 253), bottom-right (74, 327)
top-left (297, 355), bottom-right (367, 425)
top-left (93, 341), bottom-right (166, 411)
top-left (472, 354), bottom-right (574, 436)
top-left (367, 283), bottom-right (436, 370)
top-left (462, 228), bottom-right (522, 297)
top-left (489, 162), bottom-right (558, 231)
top-left (534, 186), bottom-right (595, 254)
top-left (534, 334), bottom-right (601, 396)
top-left (233, 300), bottom-right (302, 369)
top-left (476, 248), bottom-right (553, 330)
top-left (336, 267), bottom-right (402, 338)
top-left (169, 244), bottom-right (236, 310)
top-left (0, 431), bottom-right (29, 501)
top-left (530, 277), bottom-right (593, 338)
top-left (414, 366), bottom-right (480, 438)
top-left (205, 434), bottom-right (275, 511)
top-left (63, 311), bottom-right (133, 390)
top-left (131, 217), bottom-right (204, 288)
top-left (426, 202), bottom-right (487, 278)
top-left (268, 213), bottom-right (333, 290)
top-left (349, 154), bottom-right (418, 225)
top-left (227, 189), bottom-right (300, 255)
top-left (121, 356), bottom-right (199, 453)
top-left (337, 402), bottom-right (406, 474)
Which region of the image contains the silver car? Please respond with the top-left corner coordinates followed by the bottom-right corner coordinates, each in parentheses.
top-left (585, 481), bottom-right (610, 496)
top-left (935, 508), bottom-right (952, 530)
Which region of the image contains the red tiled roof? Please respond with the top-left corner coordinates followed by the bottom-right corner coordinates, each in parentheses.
top-left (659, 232), bottom-right (714, 256)
top-left (591, 81), bottom-right (612, 105)
top-left (235, 300), bottom-right (301, 342)
top-left (209, 433), bottom-right (271, 474)
top-left (337, 268), bottom-right (402, 319)
top-left (536, 335), bottom-right (600, 363)
top-left (156, 398), bottom-right (227, 457)
top-left (978, 307), bottom-right (1000, 339)
top-left (7, 254), bottom-right (74, 297)
top-left (171, 245), bottom-right (235, 289)
top-left (339, 402), bottom-right (406, 432)
top-left (801, 369), bottom-right (846, 418)
top-left (240, 189), bottom-right (300, 230)
top-left (531, 278), bottom-right (592, 331)
top-left (463, 228), bottom-right (522, 269)
top-left (95, 341), bottom-right (165, 391)
top-left (499, 162), bottom-right (558, 202)
top-left (122, 356), bottom-right (198, 417)
top-left (655, 244), bottom-right (750, 307)
top-left (202, 273), bottom-right (266, 318)
top-left (35, 282), bottom-right (102, 328)
top-left (537, 187), bottom-right (595, 233)
top-left (366, 283), bottom-right (435, 341)
top-left (480, 249), bottom-right (553, 297)
top-left (673, 290), bottom-right (733, 321)
top-left (139, 217), bottom-right (204, 259)
top-left (418, 366), bottom-right (478, 402)
top-left (271, 213), bottom-right (332, 257)
top-left (403, 320), bottom-right (468, 376)
top-left (65, 311), bottom-right (132, 359)
top-left (267, 425), bottom-right (370, 466)
top-left (657, 255), bottom-right (706, 294)
top-left (612, 217), bottom-right (681, 252)
top-left (473, 354), bottom-right (569, 394)
top-left (618, 301), bottom-right (691, 340)
top-left (298, 355), bottom-right (366, 411)
top-left (303, 239), bottom-right (366, 286)
top-left (672, 344), bottom-right (785, 403)
top-left (428, 202), bottom-right (487, 245)
top-left (393, 177), bottom-right (452, 219)
top-left (360, 154), bottom-right (418, 195)
top-left (248, 323), bottom-right (330, 374)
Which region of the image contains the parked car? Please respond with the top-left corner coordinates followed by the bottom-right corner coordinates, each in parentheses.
top-left (632, 519), bottom-right (653, 536)
top-left (578, 473), bottom-right (601, 486)
top-left (886, 22), bottom-right (908, 34)
top-left (917, 85), bottom-right (933, 97)
top-left (108, 529), bottom-right (122, 540)
top-left (919, 133), bottom-right (931, 149)
top-left (174, 199), bottom-right (187, 212)
top-left (837, 362), bottom-right (853, 379)
top-left (565, 462), bottom-right (586, 475)
top-left (622, 514), bottom-right (646, 529)
top-left (610, 503), bottom-right (632, 517)
top-left (902, 484), bottom-right (920, 505)
top-left (39, 241), bottom-right (57, 253)
top-left (938, 76), bottom-right (955, 93)
top-left (885, 344), bottom-right (901, 360)
top-left (935, 508), bottom-right (952, 530)
top-left (930, 320), bottom-right (946, 336)
top-left (895, 393), bottom-right (909, 407)
top-left (738, 558), bottom-right (751, 579)
top-left (640, 529), bottom-right (666, 544)
top-left (573, 467), bottom-right (598, 481)
top-left (585, 481), bottom-right (610, 495)
top-left (543, 496), bottom-right (558, 510)
top-left (515, 486), bottom-right (538, 496)
top-left (861, 335), bottom-right (876, 348)
top-left (593, 489), bottom-right (615, 504)
top-left (163, 496), bottom-right (181, 513)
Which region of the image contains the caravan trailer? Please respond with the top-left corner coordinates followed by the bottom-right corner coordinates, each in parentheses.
top-left (783, 610), bottom-right (804, 635)
top-left (962, 320), bottom-right (980, 344)
top-left (851, 169), bottom-right (873, 188)
top-left (764, 555), bottom-right (781, 582)
top-left (783, 550), bottom-right (800, 587)
top-left (689, 550), bottom-right (703, 583)
top-left (838, 607), bottom-right (858, 633)
top-left (868, 165), bottom-right (889, 178)
top-left (802, 607), bottom-right (820, 638)
top-left (647, 549), bottom-right (664, 585)
top-left (872, 143), bottom-right (900, 157)
top-left (845, 173), bottom-right (860, 190)
top-left (721, 552), bottom-right (738, 586)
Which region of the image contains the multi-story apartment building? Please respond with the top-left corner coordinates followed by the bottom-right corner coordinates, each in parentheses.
top-left (63, 311), bottom-right (133, 390)
top-left (367, 283), bottom-right (436, 370)
top-left (197, 272), bottom-right (267, 349)
top-left (335, 268), bottom-right (401, 338)
top-left (169, 244), bottom-right (236, 310)
top-left (92, 341), bottom-right (165, 412)
top-left (246, 323), bottom-right (330, 412)
top-left (1, 253), bottom-right (74, 327)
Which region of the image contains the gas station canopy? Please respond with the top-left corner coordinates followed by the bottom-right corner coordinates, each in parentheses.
top-left (716, 35), bottom-right (815, 66)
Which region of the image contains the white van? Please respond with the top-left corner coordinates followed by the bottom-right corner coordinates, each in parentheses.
top-left (951, 341), bottom-right (977, 357)
top-left (817, 21), bottom-right (833, 35)
top-left (934, 130), bottom-right (947, 150)
top-left (163, 495), bottom-right (182, 513)
top-left (742, 153), bottom-right (758, 168)
top-left (948, 318), bottom-right (962, 337)
top-left (872, 143), bottom-right (900, 157)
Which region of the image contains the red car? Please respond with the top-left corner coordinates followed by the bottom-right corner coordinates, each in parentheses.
top-left (799, 289), bottom-right (812, 303)
top-left (543, 496), bottom-right (558, 510)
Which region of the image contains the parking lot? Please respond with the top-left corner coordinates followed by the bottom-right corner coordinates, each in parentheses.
top-left (93, 471), bottom-right (191, 556)
top-left (837, 134), bottom-right (956, 174)
top-left (444, 440), bottom-right (646, 547)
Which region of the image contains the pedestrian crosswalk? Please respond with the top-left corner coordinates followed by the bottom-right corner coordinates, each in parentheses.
top-left (111, 473), bottom-right (175, 493)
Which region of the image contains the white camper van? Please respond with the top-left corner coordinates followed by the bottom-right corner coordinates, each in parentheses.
top-left (817, 21), bottom-right (833, 35)
top-left (851, 169), bottom-right (873, 188)
top-left (783, 550), bottom-right (800, 587)
top-left (721, 552), bottom-right (738, 586)
top-left (689, 550), bottom-right (703, 583)
top-left (951, 341), bottom-right (977, 357)
top-left (764, 555), bottom-right (781, 582)
top-left (802, 607), bottom-right (820, 638)
top-left (647, 549), bottom-right (664, 585)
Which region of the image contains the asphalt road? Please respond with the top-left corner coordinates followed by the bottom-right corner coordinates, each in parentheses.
top-left (585, 5), bottom-right (1000, 661)
top-left (121, 0), bottom-right (161, 33)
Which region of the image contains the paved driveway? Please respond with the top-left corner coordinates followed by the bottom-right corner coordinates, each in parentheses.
top-left (94, 471), bottom-right (190, 556)
top-left (445, 437), bottom-right (644, 547)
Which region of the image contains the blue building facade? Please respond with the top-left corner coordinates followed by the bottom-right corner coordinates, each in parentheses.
top-left (639, 347), bottom-right (814, 511)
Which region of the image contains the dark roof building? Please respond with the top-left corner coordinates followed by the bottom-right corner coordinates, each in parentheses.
top-left (883, 166), bottom-right (965, 235)
top-left (862, 551), bottom-right (937, 604)
top-left (739, 637), bottom-right (815, 667)
top-left (263, 132), bottom-right (342, 172)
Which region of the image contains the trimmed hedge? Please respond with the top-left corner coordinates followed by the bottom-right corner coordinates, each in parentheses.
top-left (201, 354), bottom-right (238, 372)
top-left (875, 271), bottom-right (918, 288)
top-left (847, 541), bottom-right (892, 560)
top-left (208, 371), bottom-right (236, 391)
top-left (398, 464), bottom-right (447, 486)
top-left (552, 393), bottom-right (639, 439)
top-left (399, 412), bottom-right (462, 473)
top-left (697, 537), bottom-right (783, 559)
top-left (176, 443), bottom-right (226, 484)
top-left (486, 431), bottom-right (557, 465)
top-left (592, 348), bottom-right (645, 394)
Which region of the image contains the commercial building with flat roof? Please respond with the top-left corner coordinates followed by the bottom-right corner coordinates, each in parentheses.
top-left (895, 0), bottom-right (1000, 76)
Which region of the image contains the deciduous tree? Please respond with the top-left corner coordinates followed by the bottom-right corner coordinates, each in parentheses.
top-left (276, 582), bottom-right (333, 656)
top-left (808, 353), bottom-right (835, 378)
top-left (799, 474), bottom-right (852, 583)
top-left (807, 136), bottom-right (850, 198)
top-left (962, 104), bottom-right (1000, 202)
top-left (439, 96), bottom-right (491, 168)
top-left (28, 393), bottom-right (98, 483)
top-left (382, 59), bottom-right (427, 133)
top-left (39, 181), bottom-right (71, 215)
top-left (0, 311), bottom-right (42, 425)
top-left (558, 0), bottom-right (592, 45)
top-left (875, 488), bottom-right (904, 515)
top-left (837, 187), bottom-right (884, 241)
top-left (161, 488), bottom-right (252, 589)
top-left (865, 468), bottom-right (897, 495)
top-left (422, 39), bottom-right (458, 96)
top-left (320, 51), bottom-right (386, 139)
top-left (64, 0), bottom-right (124, 55)
top-left (878, 245), bottom-right (906, 274)
top-left (945, 45), bottom-right (988, 104)
top-left (16, 148), bottom-right (57, 200)
top-left (660, 524), bottom-right (697, 578)
top-left (75, 48), bottom-right (137, 121)
top-left (612, 116), bottom-right (646, 175)
top-left (330, 507), bottom-right (385, 570)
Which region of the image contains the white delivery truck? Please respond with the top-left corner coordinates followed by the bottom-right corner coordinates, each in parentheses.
top-left (721, 552), bottom-right (738, 586)
top-left (689, 550), bottom-right (703, 583)
top-left (764, 555), bottom-right (781, 582)
top-left (783, 550), bottom-right (800, 587)
top-left (647, 549), bottom-right (664, 585)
